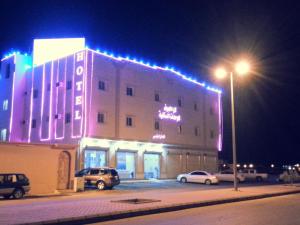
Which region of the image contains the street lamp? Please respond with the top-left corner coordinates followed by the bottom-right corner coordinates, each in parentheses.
top-left (215, 60), bottom-right (250, 191)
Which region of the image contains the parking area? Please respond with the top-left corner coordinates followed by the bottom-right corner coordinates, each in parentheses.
top-left (82, 175), bottom-right (283, 193)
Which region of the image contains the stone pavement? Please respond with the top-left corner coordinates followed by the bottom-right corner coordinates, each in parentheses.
top-left (0, 184), bottom-right (299, 225)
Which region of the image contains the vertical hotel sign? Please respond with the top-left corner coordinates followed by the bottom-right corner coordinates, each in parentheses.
top-left (72, 51), bottom-right (85, 137)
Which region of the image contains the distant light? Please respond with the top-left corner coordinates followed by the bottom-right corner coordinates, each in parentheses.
top-left (235, 61), bottom-right (250, 75)
top-left (271, 164), bottom-right (275, 168)
top-left (243, 164), bottom-right (247, 168)
top-left (215, 67), bottom-right (227, 79)
top-left (249, 164), bottom-right (254, 168)
top-left (237, 164), bottom-right (240, 168)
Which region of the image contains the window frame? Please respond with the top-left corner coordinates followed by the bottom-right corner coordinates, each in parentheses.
top-left (98, 80), bottom-right (106, 91)
top-left (97, 112), bottom-right (105, 124)
top-left (154, 120), bottom-right (160, 130)
top-left (2, 99), bottom-right (8, 111)
top-left (31, 119), bottom-right (37, 128)
top-left (126, 116), bottom-right (134, 127)
top-left (126, 86), bottom-right (134, 97)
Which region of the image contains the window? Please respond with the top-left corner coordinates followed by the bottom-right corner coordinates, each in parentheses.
top-left (66, 81), bottom-right (72, 90)
top-left (194, 127), bottom-right (200, 136)
top-left (154, 120), bottom-right (160, 130)
top-left (0, 175), bottom-right (4, 184)
top-left (126, 116), bottom-right (133, 127)
top-left (194, 103), bottom-right (198, 111)
top-left (31, 119), bottom-right (36, 128)
top-left (17, 174), bottom-right (27, 181)
top-left (191, 171), bottom-right (207, 176)
top-left (210, 130), bottom-right (215, 139)
top-left (5, 64), bottom-right (10, 79)
top-left (97, 112), bottom-right (105, 124)
top-left (33, 89), bottom-right (38, 98)
top-left (7, 175), bottom-right (17, 183)
top-left (55, 114), bottom-right (61, 119)
top-left (2, 99), bottom-right (8, 111)
top-left (126, 86), bottom-right (134, 96)
top-left (154, 93), bottom-right (160, 102)
top-left (178, 97), bottom-right (182, 107)
top-left (65, 113), bottom-right (71, 124)
top-left (90, 169), bottom-right (100, 175)
top-left (1, 129), bottom-right (7, 141)
top-left (100, 169), bottom-right (108, 175)
top-left (177, 124), bottom-right (182, 134)
top-left (98, 81), bottom-right (106, 91)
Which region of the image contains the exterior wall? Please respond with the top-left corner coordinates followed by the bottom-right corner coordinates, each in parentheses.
top-left (88, 50), bottom-right (221, 151)
top-left (0, 142), bottom-right (76, 194)
top-left (0, 55), bottom-right (31, 142)
top-left (1, 46), bottom-right (221, 178)
top-left (12, 49), bottom-right (221, 153)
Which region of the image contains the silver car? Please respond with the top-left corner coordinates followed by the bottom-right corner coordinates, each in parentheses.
top-left (177, 171), bottom-right (219, 185)
top-left (75, 167), bottom-right (120, 190)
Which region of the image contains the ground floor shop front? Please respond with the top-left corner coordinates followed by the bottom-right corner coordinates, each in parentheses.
top-left (78, 137), bottom-right (218, 179)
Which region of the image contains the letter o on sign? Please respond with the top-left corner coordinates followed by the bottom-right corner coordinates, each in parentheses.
top-left (76, 66), bottom-right (83, 76)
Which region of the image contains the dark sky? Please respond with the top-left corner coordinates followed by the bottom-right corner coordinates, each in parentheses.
top-left (1, 0), bottom-right (300, 166)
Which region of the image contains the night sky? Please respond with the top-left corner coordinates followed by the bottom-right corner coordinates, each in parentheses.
top-left (1, 0), bottom-right (299, 166)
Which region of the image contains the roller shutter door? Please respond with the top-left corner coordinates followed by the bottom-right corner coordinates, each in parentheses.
top-left (205, 156), bottom-right (217, 172)
top-left (167, 154), bottom-right (182, 178)
top-left (187, 155), bottom-right (200, 172)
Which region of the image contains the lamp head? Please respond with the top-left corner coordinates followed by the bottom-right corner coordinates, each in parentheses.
top-left (235, 61), bottom-right (250, 75)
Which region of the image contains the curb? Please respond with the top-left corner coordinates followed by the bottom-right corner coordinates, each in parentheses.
top-left (19, 189), bottom-right (300, 225)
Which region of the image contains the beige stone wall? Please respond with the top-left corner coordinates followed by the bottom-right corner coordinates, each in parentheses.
top-left (0, 142), bottom-right (76, 195)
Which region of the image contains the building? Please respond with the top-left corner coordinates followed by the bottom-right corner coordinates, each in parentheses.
top-left (0, 38), bottom-right (222, 179)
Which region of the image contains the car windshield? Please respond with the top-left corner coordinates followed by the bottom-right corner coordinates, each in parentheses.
top-left (77, 168), bottom-right (89, 176)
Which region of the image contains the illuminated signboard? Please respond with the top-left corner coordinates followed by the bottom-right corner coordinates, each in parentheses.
top-left (33, 38), bottom-right (85, 65)
top-left (152, 134), bottom-right (166, 140)
top-left (72, 51), bottom-right (85, 138)
top-left (158, 104), bottom-right (181, 122)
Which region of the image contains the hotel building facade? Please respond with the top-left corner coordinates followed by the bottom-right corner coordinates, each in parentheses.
top-left (0, 38), bottom-right (222, 179)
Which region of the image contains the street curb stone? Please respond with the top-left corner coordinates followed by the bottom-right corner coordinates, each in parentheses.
top-left (15, 189), bottom-right (300, 225)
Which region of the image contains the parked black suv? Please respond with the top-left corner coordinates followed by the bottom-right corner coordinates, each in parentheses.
top-left (75, 168), bottom-right (120, 190)
top-left (0, 173), bottom-right (30, 199)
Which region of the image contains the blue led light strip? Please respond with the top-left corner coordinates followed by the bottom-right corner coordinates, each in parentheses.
top-left (1, 47), bottom-right (222, 94)
top-left (87, 48), bottom-right (222, 94)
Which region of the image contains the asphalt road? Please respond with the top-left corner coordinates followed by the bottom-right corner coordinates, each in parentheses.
top-left (91, 193), bottom-right (300, 225)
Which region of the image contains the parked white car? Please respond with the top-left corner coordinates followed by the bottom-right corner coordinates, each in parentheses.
top-left (214, 171), bottom-right (245, 183)
top-left (238, 169), bottom-right (268, 182)
top-left (278, 170), bottom-right (300, 183)
top-left (177, 171), bottom-right (219, 185)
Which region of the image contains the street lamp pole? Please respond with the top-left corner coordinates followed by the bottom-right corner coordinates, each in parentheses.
top-left (215, 60), bottom-right (250, 191)
top-left (230, 72), bottom-right (238, 191)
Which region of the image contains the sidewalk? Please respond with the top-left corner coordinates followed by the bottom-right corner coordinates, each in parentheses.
top-left (0, 184), bottom-right (299, 225)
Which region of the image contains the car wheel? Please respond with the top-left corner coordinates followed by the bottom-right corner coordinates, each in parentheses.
top-left (256, 176), bottom-right (263, 182)
top-left (13, 189), bottom-right (24, 199)
top-left (180, 177), bottom-right (187, 183)
top-left (205, 179), bottom-right (212, 185)
top-left (96, 181), bottom-right (106, 190)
